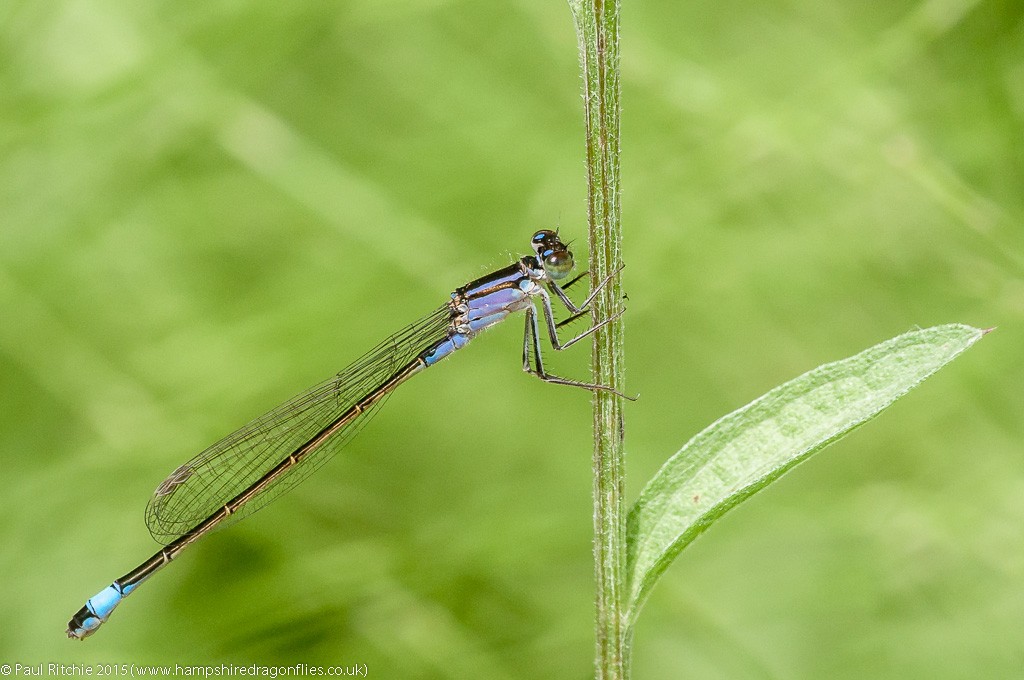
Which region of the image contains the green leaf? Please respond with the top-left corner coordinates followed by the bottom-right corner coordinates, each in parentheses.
top-left (625, 324), bottom-right (988, 626)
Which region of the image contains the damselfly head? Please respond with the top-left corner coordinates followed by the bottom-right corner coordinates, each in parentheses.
top-left (531, 229), bottom-right (574, 280)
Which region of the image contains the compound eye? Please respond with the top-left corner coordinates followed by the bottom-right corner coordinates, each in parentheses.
top-left (532, 230), bottom-right (555, 245)
top-left (545, 249), bottom-right (574, 280)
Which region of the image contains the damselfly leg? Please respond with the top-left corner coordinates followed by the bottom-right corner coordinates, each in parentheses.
top-left (520, 267), bottom-right (632, 398)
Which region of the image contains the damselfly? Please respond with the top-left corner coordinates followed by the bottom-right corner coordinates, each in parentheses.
top-left (67, 230), bottom-right (625, 639)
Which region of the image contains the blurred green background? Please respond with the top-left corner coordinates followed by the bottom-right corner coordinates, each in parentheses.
top-left (2, 0), bottom-right (1022, 677)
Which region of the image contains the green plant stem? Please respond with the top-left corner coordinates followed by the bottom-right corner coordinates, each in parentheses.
top-left (568, 1), bottom-right (627, 678)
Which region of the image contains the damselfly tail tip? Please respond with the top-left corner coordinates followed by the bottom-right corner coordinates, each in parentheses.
top-left (66, 603), bottom-right (106, 640)
top-left (66, 584), bottom-right (124, 640)
top-left (66, 607), bottom-right (97, 640)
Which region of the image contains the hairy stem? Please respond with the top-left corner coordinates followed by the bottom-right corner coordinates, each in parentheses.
top-left (568, 0), bottom-right (627, 677)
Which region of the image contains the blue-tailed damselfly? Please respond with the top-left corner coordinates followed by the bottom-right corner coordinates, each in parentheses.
top-left (67, 230), bottom-right (625, 639)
